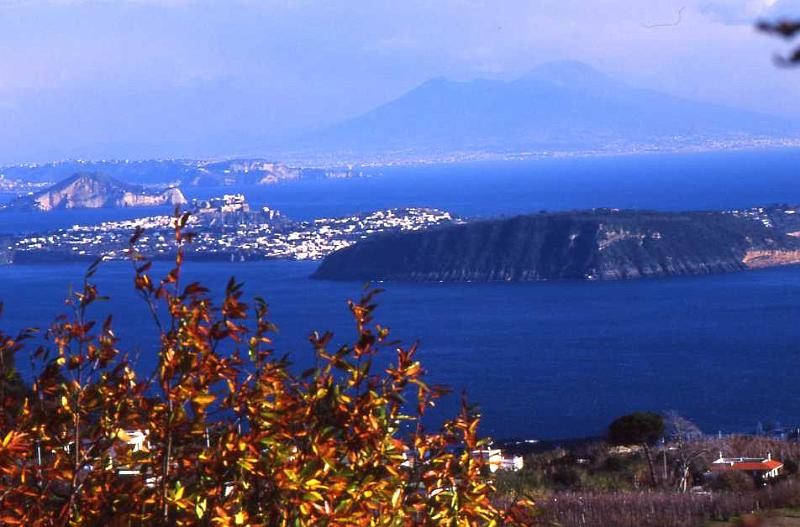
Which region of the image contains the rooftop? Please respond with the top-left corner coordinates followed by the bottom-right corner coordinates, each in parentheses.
top-left (710, 454), bottom-right (783, 473)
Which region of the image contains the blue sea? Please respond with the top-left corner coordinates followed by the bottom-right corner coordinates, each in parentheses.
top-left (2, 148), bottom-right (800, 440)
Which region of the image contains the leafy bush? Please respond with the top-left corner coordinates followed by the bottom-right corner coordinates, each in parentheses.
top-left (551, 466), bottom-right (585, 489)
top-left (0, 213), bottom-right (533, 526)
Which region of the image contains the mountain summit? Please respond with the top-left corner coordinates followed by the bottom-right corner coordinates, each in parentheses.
top-left (516, 60), bottom-right (613, 87)
top-left (297, 61), bottom-right (794, 156)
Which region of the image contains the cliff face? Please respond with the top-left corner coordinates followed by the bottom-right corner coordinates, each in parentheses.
top-left (4, 173), bottom-right (186, 211)
top-left (190, 161), bottom-right (303, 187)
top-left (188, 161), bottom-right (359, 187)
top-left (312, 210), bottom-right (800, 282)
top-left (120, 187), bottom-right (186, 207)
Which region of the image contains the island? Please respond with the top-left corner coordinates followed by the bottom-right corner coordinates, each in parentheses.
top-left (312, 206), bottom-right (800, 282)
top-left (1, 172), bottom-right (186, 212)
top-left (11, 192), bottom-right (800, 282)
top-left (5, 194), bottom-right (457, 263)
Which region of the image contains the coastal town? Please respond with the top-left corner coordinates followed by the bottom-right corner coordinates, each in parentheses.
top-left (6, 194), bottom-right (458, 263)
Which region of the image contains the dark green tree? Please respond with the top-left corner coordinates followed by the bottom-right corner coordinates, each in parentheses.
top-left (608, 412), bottom-right (664, 487)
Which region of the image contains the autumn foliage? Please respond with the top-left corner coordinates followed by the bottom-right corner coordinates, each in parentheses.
top-left (0, 211), bottom-right (533, 526)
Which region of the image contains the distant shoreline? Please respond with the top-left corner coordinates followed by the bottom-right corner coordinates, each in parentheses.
top-left (287, 138), bottom-right (800, 170)
top-left (4, 138), bottom-right (800, 175)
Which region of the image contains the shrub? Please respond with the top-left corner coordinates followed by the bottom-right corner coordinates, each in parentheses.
top-left (551, 466), bottom-right (585, 489)
top-left (0, 213), bottom-right (533, 526)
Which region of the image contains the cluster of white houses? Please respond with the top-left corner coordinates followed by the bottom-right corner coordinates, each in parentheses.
top-left (10, 195), bottom-right (457, 262)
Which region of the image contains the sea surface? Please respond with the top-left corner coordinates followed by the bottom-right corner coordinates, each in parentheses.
top-left (1, 148), bottom-right (800, 439)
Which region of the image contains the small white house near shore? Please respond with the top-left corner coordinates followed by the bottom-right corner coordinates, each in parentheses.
top-left (708, 452), bottom-right (783, 479)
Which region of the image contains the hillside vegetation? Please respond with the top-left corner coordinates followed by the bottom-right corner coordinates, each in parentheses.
top-left (314, 209), bottom-right (800, 282)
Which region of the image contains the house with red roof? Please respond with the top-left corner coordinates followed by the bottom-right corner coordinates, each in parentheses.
top-left (708, 453), bottom-right (783, 479)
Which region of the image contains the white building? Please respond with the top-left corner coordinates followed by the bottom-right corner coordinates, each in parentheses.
top-left (709, 453), bottom-right (783, 479)
top-left (471, 448), bottom-right (524, 472)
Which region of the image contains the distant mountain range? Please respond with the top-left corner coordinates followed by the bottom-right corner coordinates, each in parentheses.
top-left (1, 61), bottom-right (795, 169)
top-left (1, 173), bottom-right (186, 212)
top-left (296, 61), bottom-right (796, 157)
top-left (313, 206), bottom-right (800, 282)
top-left (0, 160), bottom-right (361, 187)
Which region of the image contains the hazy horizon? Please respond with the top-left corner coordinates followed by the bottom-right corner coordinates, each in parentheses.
top-left (1, 0), bottom-right (800, 163)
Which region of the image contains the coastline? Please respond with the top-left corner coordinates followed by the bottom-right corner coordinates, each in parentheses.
top-left (283, 137), bottom-right (800, 170)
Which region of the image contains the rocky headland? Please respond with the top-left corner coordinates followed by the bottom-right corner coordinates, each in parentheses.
top-left (312, 207), bottom-right (800, 282)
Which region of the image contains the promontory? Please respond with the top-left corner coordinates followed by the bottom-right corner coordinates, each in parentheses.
top-left (312, 206), bottom-right (800, 282)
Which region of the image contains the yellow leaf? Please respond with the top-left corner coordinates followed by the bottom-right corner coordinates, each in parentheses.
top-left (193, 394), bottom-right (216, 406)
top-left (195, 498), bottom-right (207, 519)
top-left (234, 511), bottom-right (245, 525)
top-left (392, 488), bottom-right (402, 508)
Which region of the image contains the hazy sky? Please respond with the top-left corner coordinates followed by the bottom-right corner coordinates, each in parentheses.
top-left (0, 0), bottom-right (799, 163)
